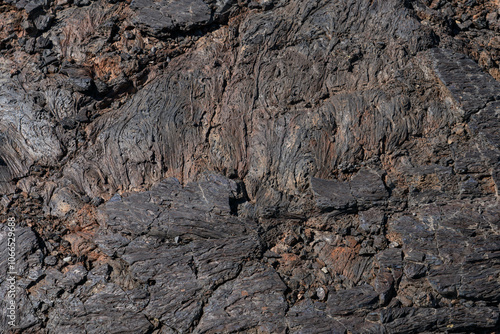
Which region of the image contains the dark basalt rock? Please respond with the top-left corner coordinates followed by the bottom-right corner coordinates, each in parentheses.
top-left (349, 168), bottom-right (389, 209)
top-left (431, 48), bottom-right (500, 119)
top-left (310, 177), bottom-right (356, 212)
top-left (326, 284), bottom-right (379, 316)
top-left (33, 14), bottom-right (54, 32)
top-left (130, 0), bottom-right (213, 36)
top-left (311, 168), bottom-right (388, 212)
top-left (0, 0), bottom-right (500, 333)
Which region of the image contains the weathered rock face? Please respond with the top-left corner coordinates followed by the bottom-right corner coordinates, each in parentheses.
top-left (0, 0), bottom-right (500, 333)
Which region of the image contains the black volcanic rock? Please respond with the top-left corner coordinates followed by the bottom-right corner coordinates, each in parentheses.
top-left (131, 0), bottom-right (212, 36)
top-left (0, 0), bottom-right (500, 333)
top-left (311, 177), bottom-right (356, 212)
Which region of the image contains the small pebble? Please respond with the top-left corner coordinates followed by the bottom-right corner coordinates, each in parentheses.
top-left (389, 241), bottom-right (400, 248)
top-left (316, 287), bottom-right (327, 300)
top-left (44, 255), bottom-right (58, 266)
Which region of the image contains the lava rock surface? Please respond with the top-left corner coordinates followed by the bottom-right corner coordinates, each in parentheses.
top-left (0, 0), bottom-right (500, 333)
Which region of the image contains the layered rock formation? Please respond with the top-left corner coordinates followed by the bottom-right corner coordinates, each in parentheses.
top-left (0, 0), bottom-right (499, 333)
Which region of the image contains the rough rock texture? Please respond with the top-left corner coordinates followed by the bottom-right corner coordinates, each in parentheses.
top-left (1, 0), bottom-right (500, 333)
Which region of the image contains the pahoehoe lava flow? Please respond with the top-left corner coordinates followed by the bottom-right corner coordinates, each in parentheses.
top-left (0, 0), bottom-right (500, 333)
